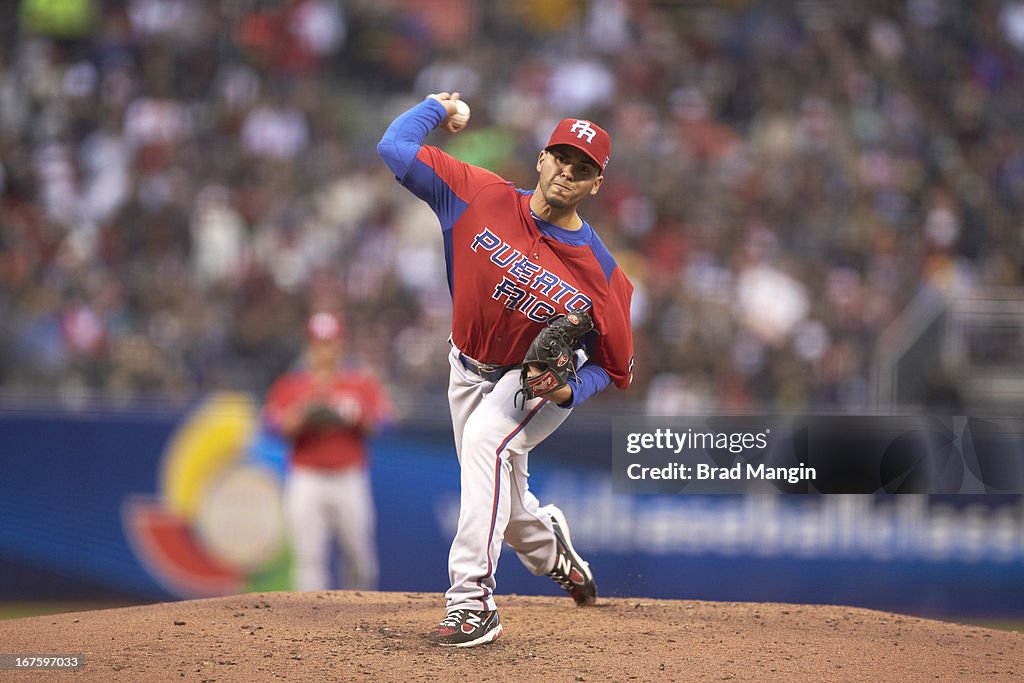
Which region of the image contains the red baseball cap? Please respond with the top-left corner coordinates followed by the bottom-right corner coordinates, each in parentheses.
top-left (306, 312), bottom-right (344, 342)
top-left (545, 118), bottom-right (611, 172)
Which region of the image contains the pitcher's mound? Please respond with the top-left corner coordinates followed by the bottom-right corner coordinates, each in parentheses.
top-left (0, 591), bottom-right (1020, 681)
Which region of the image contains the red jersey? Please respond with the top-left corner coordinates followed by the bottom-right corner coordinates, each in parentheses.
top-left (401, 144), bottom-right (634, 390)
top-left (264, 370), bottom-right (390, 470)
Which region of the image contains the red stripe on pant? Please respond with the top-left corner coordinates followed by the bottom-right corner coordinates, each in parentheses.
top-left (475, 401), bottom-right (546, 609)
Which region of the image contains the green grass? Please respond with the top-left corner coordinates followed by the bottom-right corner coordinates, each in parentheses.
top-left (0, 602), bottom-right (144, 620)
top-left (951, 618), bottom-right (1024, 633)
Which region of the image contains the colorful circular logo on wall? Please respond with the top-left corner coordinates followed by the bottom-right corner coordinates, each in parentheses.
top-left (122, 393), bottom-right (289, 598)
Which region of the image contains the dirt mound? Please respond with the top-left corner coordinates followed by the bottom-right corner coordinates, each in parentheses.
top-left (0, 591), bottom-right (1020, 682)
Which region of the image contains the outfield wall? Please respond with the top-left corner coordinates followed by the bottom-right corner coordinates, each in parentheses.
top-left (1, 395), bottom-right (1021, 618)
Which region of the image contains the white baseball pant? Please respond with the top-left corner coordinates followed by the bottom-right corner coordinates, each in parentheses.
top-left (445, 343), bottom-right (570, 613)
top-left (284, 466), bottom-right (379, 591)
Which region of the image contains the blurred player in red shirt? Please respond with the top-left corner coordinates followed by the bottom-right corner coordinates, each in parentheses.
top-left (264, 312), bottom-right (392, 590)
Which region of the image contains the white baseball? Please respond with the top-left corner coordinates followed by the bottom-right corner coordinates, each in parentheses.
top-left (449, 99), bottom-right (471, 130)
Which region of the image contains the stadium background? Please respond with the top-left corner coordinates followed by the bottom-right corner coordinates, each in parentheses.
top-left (1, 0), bottom-right (1022, 624)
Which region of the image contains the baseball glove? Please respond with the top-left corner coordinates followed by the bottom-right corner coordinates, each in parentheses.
top-left (516, 310), bottom-right (594, 408)
top-left (302, 402), bottom-right (346, 431)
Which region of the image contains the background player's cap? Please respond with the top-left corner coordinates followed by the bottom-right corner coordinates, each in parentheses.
top-left (306, 312), bottom-right (344, 342)
top-left (545, 118), bottom-right (611, 171)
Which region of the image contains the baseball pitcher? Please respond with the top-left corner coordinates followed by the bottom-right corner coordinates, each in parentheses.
top-left (378, 93), bottom-right (634, 647)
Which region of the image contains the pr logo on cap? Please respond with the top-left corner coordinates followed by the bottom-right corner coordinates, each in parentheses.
top-left (569, 120), bottom-right (598, 143)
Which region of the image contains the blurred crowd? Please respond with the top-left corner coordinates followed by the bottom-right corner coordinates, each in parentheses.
top-left (1, 0), bottom-right (1022, 414)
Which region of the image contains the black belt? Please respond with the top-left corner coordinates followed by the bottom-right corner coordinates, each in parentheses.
top-left (459, 353), bottom-right (519, 382)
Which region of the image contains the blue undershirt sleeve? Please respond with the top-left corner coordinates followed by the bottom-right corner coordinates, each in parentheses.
top-left (560, 363), bottom-right (612, 408)
top-left (376, 98), bottom-right (448, 182)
